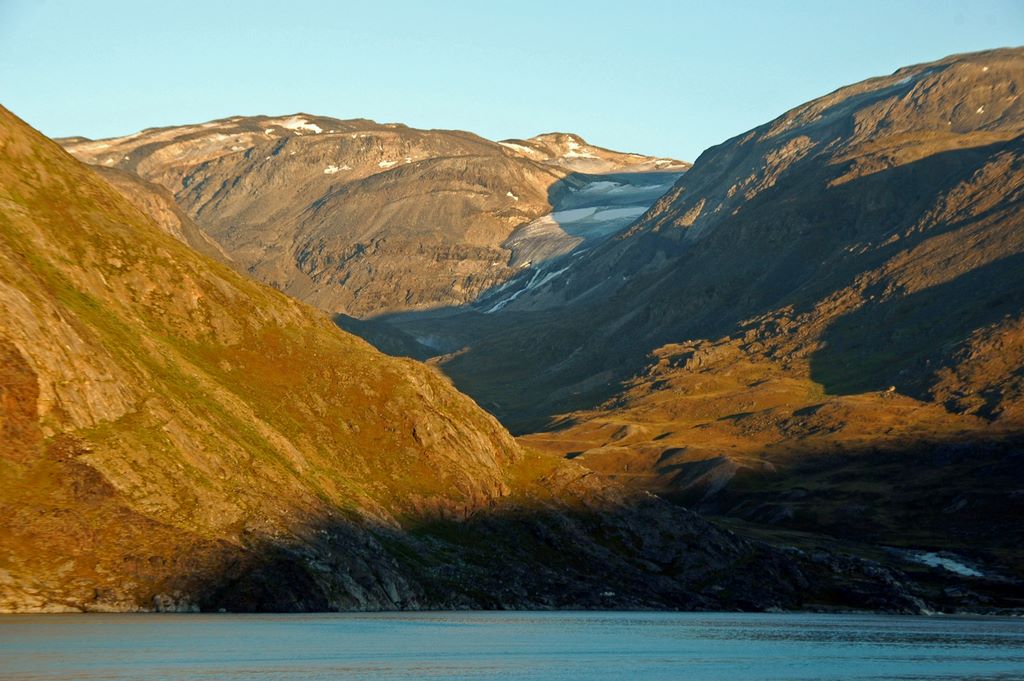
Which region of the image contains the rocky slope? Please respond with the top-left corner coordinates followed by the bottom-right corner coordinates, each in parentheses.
top-left (61, 117), bottom-right (685, 317)
top-left (90, 165), bottom-right (232, 265)
top-left (398, 47), bottom-right (1024, 424)
top-left (2, 106), bottom-right (946, 614)
top-left (379, 49), bottom-right (1024, 594)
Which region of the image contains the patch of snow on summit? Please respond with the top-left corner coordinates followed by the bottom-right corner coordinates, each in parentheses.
top-left (561, 137), bottom-right (598, 160)
top-left (500, 142), bottom-right (542, 156)
top-left (275, 116), bottom-right (323, 134)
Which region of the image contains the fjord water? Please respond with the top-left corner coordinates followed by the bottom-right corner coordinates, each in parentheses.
top-left (1, 612), bottom-right (1022, 680)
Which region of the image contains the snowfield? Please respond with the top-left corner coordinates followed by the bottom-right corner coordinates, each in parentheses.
top-left (906, 551), bottom-right (984, 577)
top-left (480, 171), bottom-right (683, 314)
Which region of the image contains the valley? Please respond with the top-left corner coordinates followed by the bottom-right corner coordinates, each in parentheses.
top-left (1, 46), bottom-right (1022, 614)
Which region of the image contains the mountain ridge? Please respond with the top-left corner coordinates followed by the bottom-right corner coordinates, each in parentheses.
top-left (61, 115), bottom-right (688, 318)
top-left (401, 46), bottom-right (1024, 425)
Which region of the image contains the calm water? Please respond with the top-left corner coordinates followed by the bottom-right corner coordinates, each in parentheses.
top-left (1, 612), bottom-right (1022, 680)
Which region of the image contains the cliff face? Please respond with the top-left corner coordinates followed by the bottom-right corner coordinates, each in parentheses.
top-left (4, 105), bottom-right (940, 614)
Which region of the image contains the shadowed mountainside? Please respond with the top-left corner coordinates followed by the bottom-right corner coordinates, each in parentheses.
top-left (366, 49), bottom-right (1024, 583)
top-left (392, 48), bottom-right (1024, 431)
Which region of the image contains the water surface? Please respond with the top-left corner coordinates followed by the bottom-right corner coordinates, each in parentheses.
top-left (1, 611), bottom-right (1022, 680)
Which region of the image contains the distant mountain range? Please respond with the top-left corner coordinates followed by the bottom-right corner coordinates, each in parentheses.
top-left (2, 46), bottom-right (1022, 613)
top-left (61, 117), bottom-right (687, 318)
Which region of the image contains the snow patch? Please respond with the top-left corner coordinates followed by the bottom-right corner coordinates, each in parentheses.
top-left (484, 263), bottom-right (571, 314)
top-left (591, 206), bottom-right (648, 221)
top-left (500, 141), bottom-right (542, 156)
top-left (507, 191), bottom-right (519, 201)
top-left (577, 180), bottom-right (677, 198)
top-left (378, 160), bottom-right (398, 168)
top-left (275, 116), bottom-right (323, 134)
top-left (976, 105), bottom-right (985, 114)
top-left (562, 138), bottom-right (598, 160)
top-left (563, 149), bottom-right (598, 159)
top-left (323, 164), bottom-right (351, 174)
top-left (531, 264), bottom-right (571, 290)
top-left (577, 180), bottom-right (623, 193)
top-left (907, 551), bottom-right (983, 577)
top-left (548, 205), bottom-right (647, 224)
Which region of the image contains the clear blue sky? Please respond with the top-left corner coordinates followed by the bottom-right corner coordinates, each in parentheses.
top-left (1, 0), bottom-right (1021, 161)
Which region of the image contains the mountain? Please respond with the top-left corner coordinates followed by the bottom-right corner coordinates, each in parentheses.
top-left (498, 132), bottom-right (687, 173)
top-left (60, 116), bottom-right (686, 318)
top-left (398, 48), bottom-right (1024, 419)
top-left (379, 48), bottom-right (1024, 589)
top-left (2, 105), bottom-right (945, 614)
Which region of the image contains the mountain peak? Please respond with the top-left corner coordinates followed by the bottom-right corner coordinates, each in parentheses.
top-left (499, 131), bottom-right (689, 173)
